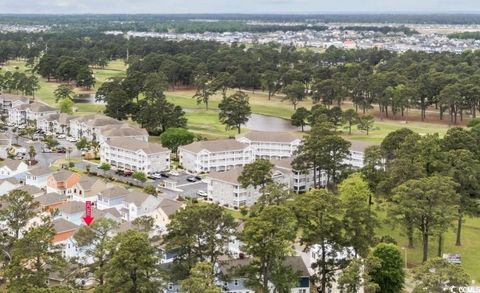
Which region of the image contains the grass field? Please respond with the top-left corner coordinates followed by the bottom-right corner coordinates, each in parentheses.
top-left (375, 207), bottom-right (480, 282)
top-left (2, 60), bottom-right (453, 142)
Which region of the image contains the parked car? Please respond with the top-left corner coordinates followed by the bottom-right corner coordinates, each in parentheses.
top-left (196, 190), bottom-right (208, 197)
top-left (194, 175), bottom-right (202, 181)
top-left (168, 170), bottom-right (180, 176)
top-left (42, 147), bottom-right (53, 153)
top-left (160, 172), bottom-right (170, 178)
top-left (123, 170), bottom-right (133, 177)
top-left (66, 137), bottom-right (77, 142)
top-left (57, 147), bottom-right (66, 153)
top-left (148, 172), bottom-right (163, 179)
top-left (115, 169), bottom-right (124, 176)
top-left (57, 134), bottom-right (66, 139)
top-left (186, 176), bottom-right (197, 182)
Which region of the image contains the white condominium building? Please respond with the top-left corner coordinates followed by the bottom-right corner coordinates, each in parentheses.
top-left (178, 139), bottom-right (255, 174)
top-left (207, 166), bottom-right (289, 208)
top-left (0, 94), bottom-right (29, 113)
top-left (100, 137), bottom-right (171, 173)
top-left (69, 114), bottom-right (123, 141)
top-left (272, 158), bottom-right (327, 193)
top-left (236, 131), bottom-right (301, 159)
top-left (8, 102), bottom-right (58, 125)
top-left (37, 113), bottom-right (73, 134)
top-left (346, 140), bottom-right (373, 169)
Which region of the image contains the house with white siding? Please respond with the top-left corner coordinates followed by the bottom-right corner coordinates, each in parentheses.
top-left (25, 166), bottom-right (54, 189)
top-left (72, 176), bottom-right (107, 202)
top-left (100, 138), bottom-right (171, 173)
top-left (0, 159), bottom-right (29, 179)
top-left (0, 177), bottom-right (20, 196)
top-left (236, 131), bottom-right (301, 159)
top-left (179, 139), bottom-right (255, 174)
top-left (121, 191), bottom-right (162, 221)
top-left (96, 186), bottom-right (130, 210)
top-left (217, 256), bottom-right (312, 293)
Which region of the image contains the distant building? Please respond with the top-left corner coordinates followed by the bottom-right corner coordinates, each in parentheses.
top-left (7, 102), bottom-right (58, 126)
top-left (179, 139), bottom-right (255, 173)
top-left (236, 131), bottom-right (301, 159)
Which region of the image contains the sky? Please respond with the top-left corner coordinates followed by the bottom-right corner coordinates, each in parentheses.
top-left (0, 0), bottom-right (478, 14)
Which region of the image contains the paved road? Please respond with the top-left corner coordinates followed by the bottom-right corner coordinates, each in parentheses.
top-left (15, 136), bottom-right (80, 168)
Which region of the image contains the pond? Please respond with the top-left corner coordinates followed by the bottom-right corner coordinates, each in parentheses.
top-left (73, 93), bottom-right (105, 104)
top-left (245, 113), bottom-right (304, 132)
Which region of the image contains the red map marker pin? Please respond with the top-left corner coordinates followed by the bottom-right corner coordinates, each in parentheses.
top-left (83, 201), bottom-right (94, 226)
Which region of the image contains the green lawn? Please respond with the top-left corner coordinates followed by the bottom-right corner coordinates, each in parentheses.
top-left (2, 59), bottom-right (126, 114)
top-left (375, 207), bottom-right (480, 282)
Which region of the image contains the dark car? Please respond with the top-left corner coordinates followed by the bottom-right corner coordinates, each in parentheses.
top-left (160, 172), bottom-right (170, 178)
top-left (123, 170), bottom-right (133, 177)
top-left (56, 147), bottom-right (66, 153)
top-left (115, 169), bottom-right (124, 176)
top-left (194, 175), bottom-right (202, 181)
top-left (186, 176), bottom-right (197, 182)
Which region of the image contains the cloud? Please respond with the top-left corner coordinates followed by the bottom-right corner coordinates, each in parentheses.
top-left (0, 0), bottom-right (478, 14)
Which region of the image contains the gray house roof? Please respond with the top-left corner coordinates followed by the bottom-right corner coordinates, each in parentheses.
top-left (35, 192), bottom-right (67, 206)
top-left (99, 186), bottom-right (130, 200)
top-left (28, 166), bottom-right (54, 177)
top-left (57, 201), bottom-right (84, 214)
top-left (1, 159), bottom-right (25, 171)
top-left (53, 218), bottom-right (78, 233)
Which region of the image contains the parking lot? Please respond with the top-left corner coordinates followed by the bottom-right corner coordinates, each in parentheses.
top-left (153, 172), bottom-right (208, 199)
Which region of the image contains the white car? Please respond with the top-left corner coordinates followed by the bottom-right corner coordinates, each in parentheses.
top-left (67, 137), bottom-right (77, 142)
top-left (57, 134), bottom-right (66, 139)
top-left (196, 190), bottom-right (208, 197)
top-left (168, 170), bottom-right (180, 176)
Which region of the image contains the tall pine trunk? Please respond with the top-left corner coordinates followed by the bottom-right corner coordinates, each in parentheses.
top-left (456, 215), bottom-right (463, 246)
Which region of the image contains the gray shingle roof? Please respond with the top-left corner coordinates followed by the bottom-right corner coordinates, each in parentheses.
top-left (124, 191), bottom-right (160, 207)
top-left (237, 131), bottom-right (300, 143)
top-left (35, 192), bottom-right (67, 206)
top-left (0, 93), bottom-right (29, 103)
top-left (26, 102), bottom-right (57, 113)
top-left (100, 123), bottom-right (148, 138)
top-left (51, 170), bottom-right (76, 182)
top-left (57, 201), bottom-right (84, 214)
top-left (53, 218), bottom-right (78, 233)
top-left (157, 198), bottom-right (182, 217)
top-left (18, 185), bottom-right (43, 195)
top-left (1, 159), bottom-right (25, 171)
top-left (180, 139), bottom-right (249, 153)
top-left (106, 138), bottom-right (169, 154)
top-left (28, 166), bottom-right (54, 177)
top-left (98, 186), bottom-right (130, 199)
top-left (208, 167), bottom-right (244, 185)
